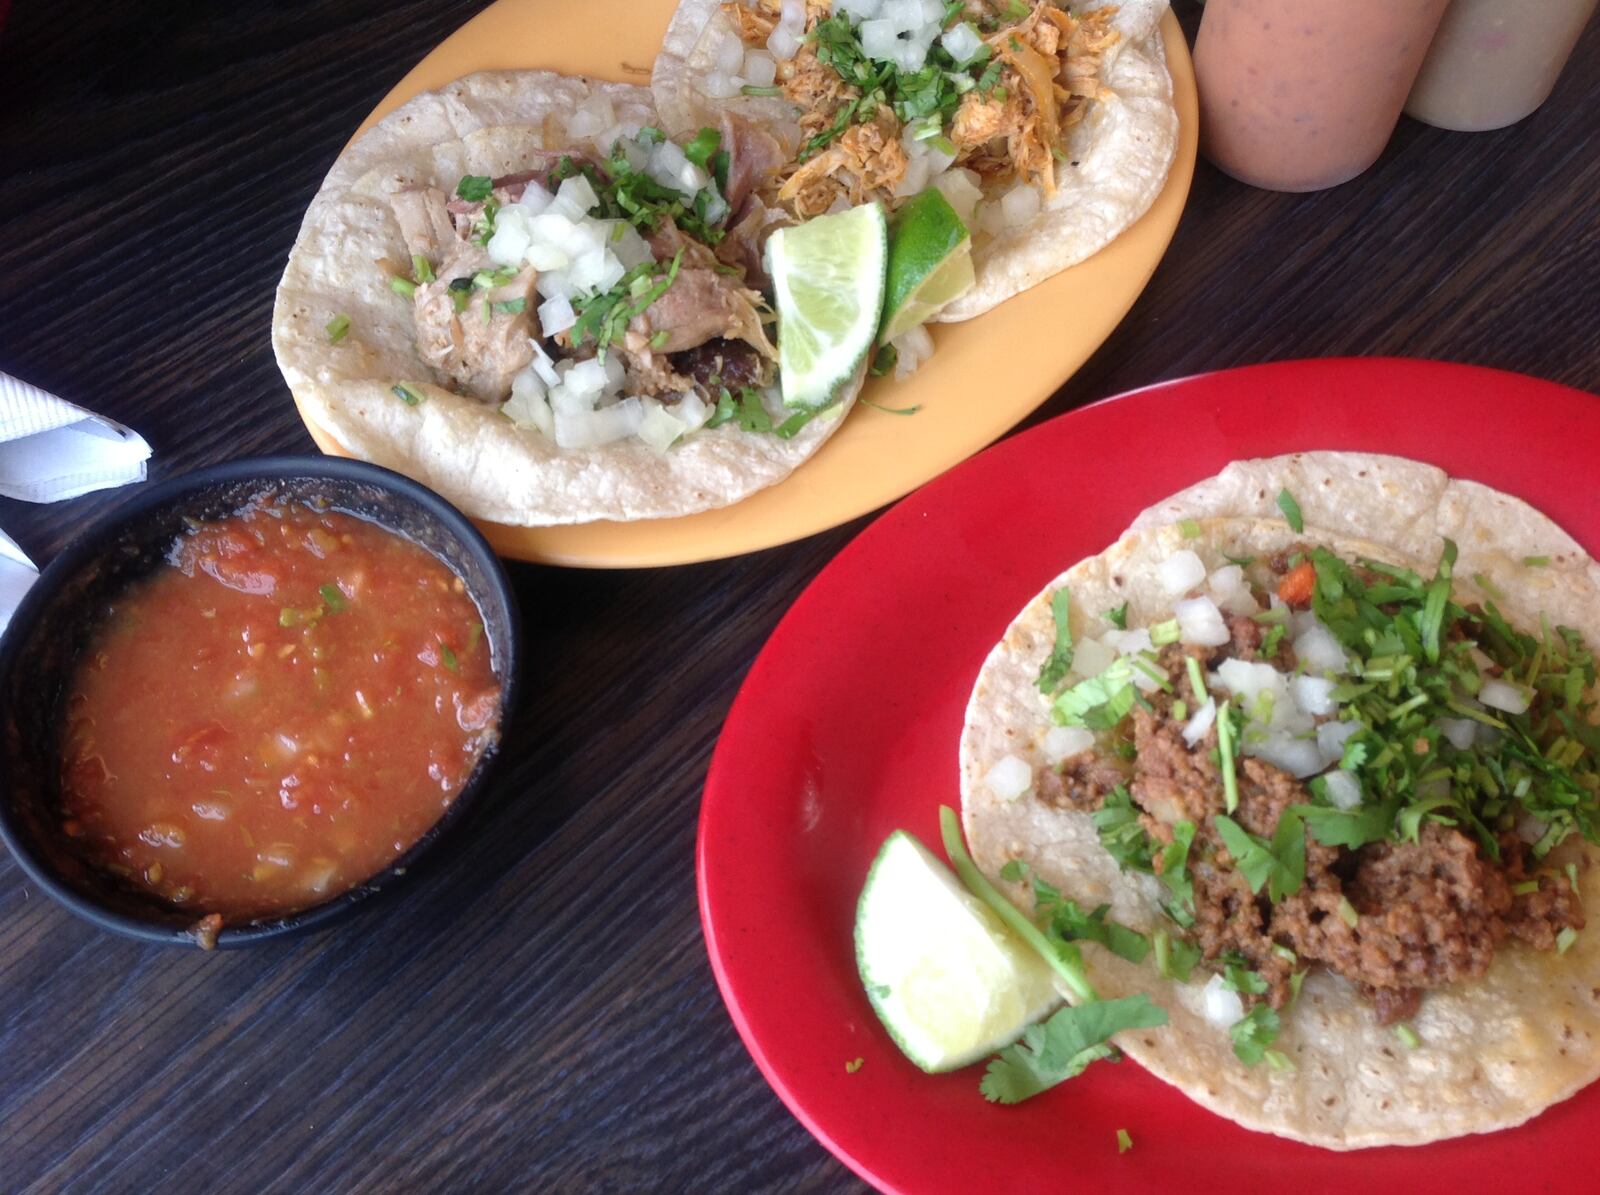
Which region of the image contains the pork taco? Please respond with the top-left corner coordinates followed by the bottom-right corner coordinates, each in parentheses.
top-left (960, 456), bottom-right (1600, 1147)
top-left (272, 71), bottom-right (859, 526)
top-left (652, 0), bottom-right (1177, 320)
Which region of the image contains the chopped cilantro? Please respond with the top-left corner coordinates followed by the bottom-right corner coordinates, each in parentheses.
top-left (1276, 487), bottom-right (1304, 533)
top-left (1229, 1003), bottom-right (1281, 1066)
top-left (1337, 896), bottom-right (1359, 927)
top-left (455, 175), bottom-right (493, 202)
top-left (570, 250), bottom-right (684, 355)
top-left (1053, 659), bottom-right (1138, 730)
top-left (1216, 698), bottom-right (1240, 813)
top-left (411, 254), bottom-right (436, 284)
top-left (845, 1057), bottom-right (864, 1073)
top-left (438, 640), bottom-right (459, 674)
top-left (999, 859), bottom-right (1028, 883)
top-left (1213, 812), bottom-right (1304, 902)
top-left (1558, 926), bottom-right (1578, 953)
top-left (1108, 602), bottom-right (1129, 630)
top-left (1116, 1129), bottom-right (1133, 1154)
top-left (1044, 898), bottom-right (1150, 965)
top-left (1036, 589), bottom-right (1075, 695)
top-left (1395, 1023), bottom-right (1421, 1049)
top-left (389, 277), bottom-right (416, 298)
top-left (324, 314), bottom-right (351, 343)
top-left (391, 383), bottom-right (424, 406)
top-left (980, 995), bottom-right (1167, 1104)
top-left (317, 584), bottom-right (345, 613)
top-left (491, 298), bottom-right (526, 315)
top-left (1179, 518), bottom-right (1201, 539)
top-left (1153, 928), bottom-right (1200, 981)
top-left (1092, 786), bottom-right (1155, 874)
top-left (1524, 555), bottom-right (1551, 567)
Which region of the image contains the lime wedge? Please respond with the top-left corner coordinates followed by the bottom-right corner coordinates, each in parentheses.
top-left (768, 202), bottom-right (888, 410)
top-left (879, 188), bottom-right (974, 343)
top-left (856, 830), bottom-right (1060, 1073)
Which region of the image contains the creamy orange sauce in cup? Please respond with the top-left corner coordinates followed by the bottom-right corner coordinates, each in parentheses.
top-left (1195, 0), bottom-right (1451, 192)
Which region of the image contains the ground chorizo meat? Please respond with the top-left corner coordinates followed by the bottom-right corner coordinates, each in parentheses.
top-left (1045, 695), bottom-right (1585, 1022)
top-left (1039, 750), bottom-right (1128, 811)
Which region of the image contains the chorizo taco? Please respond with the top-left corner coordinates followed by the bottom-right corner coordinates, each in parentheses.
top-left (272, 71), bottom-right (858, 526)
top-left (959, 454), bottom-right (1600, 1147)
top-left (651, 0), bottom-right (1177, 321)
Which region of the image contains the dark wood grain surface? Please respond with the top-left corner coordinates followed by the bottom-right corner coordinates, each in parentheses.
top-left (1, 1), bottom-right (1597, 1190)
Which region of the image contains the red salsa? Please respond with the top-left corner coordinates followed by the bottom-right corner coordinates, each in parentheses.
top-left (59, 495), bottom-right (500, 927)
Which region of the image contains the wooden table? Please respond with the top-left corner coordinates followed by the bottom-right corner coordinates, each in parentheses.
top-left (1, 2), bottom-right (1597, 1189)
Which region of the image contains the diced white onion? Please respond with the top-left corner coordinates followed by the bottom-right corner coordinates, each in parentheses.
top-left (1440, 717), bottom-right (1478, 751)
top-left (648, 141), bottom-right (709, 197)
top-left (1128, 655), bottom-right (1166, 695)
top-left (536, 294), bottom-right (575, 336)
top-left (518, 181), bottom-right (554, 217)
top-left (743, 49), bottom-right (778, 87)
top-left (890, 325), bottom-right (934, 379)
top-left (503, 368), bottom-right (553, 436)
top-left (767, 24), bottom-right (802, 60)
top-left (984, 754), bottom-right (1034, 802)
top-left (940, 21), bottom-right (983, 64)
top-left (565, 358), bottom-right (608, 398)
top-left (552, 174), bottom-right (600, 220)
top-left (1480, 678), bottom-right (1531, 715)
top-left (566, 94), bottom-right (616, 140)
top-left (1316, 718), bottom-right (1360, 766)
top-left (1293, 625), bottom-right (1350, 675)
top-left (553, 397), bottom-right (645, 449)
top-left (1159, 550), bottom-right (1207, 596)
top-left (677, 390), bottom-right (711, 431)
top-left (637, 399), bottom-right (688, 453)
top-left (1175, 596), bottom-right (1231, 648)
top-left (975, 199), bottom-right (1008, 236)
top-left (1207, 565), bottom-right (1259, 615)
top-left (1252, 732), bottom-right (1326, 780)
top-left (933, 168), bottom-right (983, 225)
top-left (716, 31), bottom-right (747, 73)
top-left (1183, 698), bottom-right (1217, 747)
top-left (702, 71), bottom-right (740, 99)
top-left (833, 0), bottom-right (880, 21)
top-left (1290, 675), bottom-right (1338, 717)
top-left (893, 154), bottom-right (933, 198)
top-left (1202, 974), bottom-right (1245, 1028)
top-left (860, 18), bottom-right (902, 59)
top-left (608, 223), bottom-right (654, 271)
top-left (1043, 725), bottom-right (1095, 763)
top-left (1322, 769), bottom-right (1362, 810)
top-left (601, 352), bottom-right (627, 397)
top-left (1000, 184), bottom-right (1041, 228)
top-left (486, 210), bottom-right (533, 268)
top-left (1102, 628), bottom-right (1154, 656)
top-left (528, 340), bottom-right (561, 387)
top-left (1518, 811), bottom-right (1548, 844)
top-left (1071, 637), bottom-right (1117, 680)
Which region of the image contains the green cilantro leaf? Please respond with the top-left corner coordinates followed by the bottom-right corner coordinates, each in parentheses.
top-left (1036, 589), bottom-right (1075, 695)
top-left (1092, 786), bottom-right (1155, 873)
top-left (1276, 487), bottom-right (1304, 533)
top-left (980, 995), bottom-right (1167, 1104)
top-left (455, 174), bottom-right (494, 202)
top-left (1229, 1003), bottom-right (1281, 1066)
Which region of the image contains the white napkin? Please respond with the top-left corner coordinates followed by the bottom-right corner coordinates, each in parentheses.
top-left (0, 370), bottom-right (153, 634)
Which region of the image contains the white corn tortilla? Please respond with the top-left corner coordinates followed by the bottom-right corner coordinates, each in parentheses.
top-left (272, 71), bottom-right (856, 527)
top-left (651, 0), bottom-right (1178, 321)
top-left (960, 462), bottom-right (1600, 1148)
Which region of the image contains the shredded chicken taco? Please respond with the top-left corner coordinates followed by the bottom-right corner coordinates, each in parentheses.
top-left (960, 455), bottom-right (1600, 1147)
top-left (273, 72), bottom-right (858, 526)
top-left (652, 0), bottom-right (1177, 319)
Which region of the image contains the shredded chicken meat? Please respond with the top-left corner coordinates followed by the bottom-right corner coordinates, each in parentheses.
top-left (723, 0), bottom-right (1119, 217)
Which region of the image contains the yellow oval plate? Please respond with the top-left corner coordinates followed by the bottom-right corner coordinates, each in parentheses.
top-left (294, 0), bottom-right (1198, 567)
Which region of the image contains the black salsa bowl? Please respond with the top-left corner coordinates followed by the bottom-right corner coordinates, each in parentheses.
top-left (0, 456), bottom-right (521, 948)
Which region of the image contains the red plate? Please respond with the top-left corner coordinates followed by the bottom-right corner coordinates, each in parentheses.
top-left (699, 358), bottom-right (1600, 1193)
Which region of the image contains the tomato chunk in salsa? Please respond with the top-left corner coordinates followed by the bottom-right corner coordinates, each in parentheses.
top-left (59, 495), bottom-right (500, 922)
